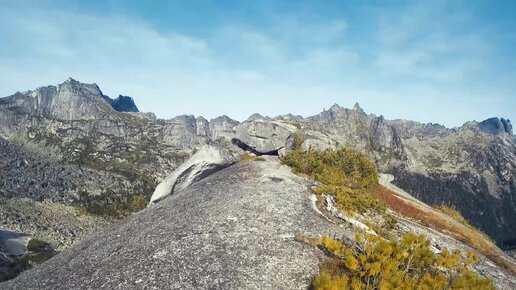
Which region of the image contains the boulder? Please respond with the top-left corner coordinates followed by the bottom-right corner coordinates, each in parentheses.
top-left (149, 144), bottom-right (238, 204)
top-left (234, 121), bottom-right (293, 154)
top-left (0, 230), bottom-right (56, 283)
top-left (285, 130), bottom-right (338, 152)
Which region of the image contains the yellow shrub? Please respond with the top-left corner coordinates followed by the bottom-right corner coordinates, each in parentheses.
top-left (280, 147), bottom-right (384, 215)
top-left (313, 232), bottom-right (494, 290)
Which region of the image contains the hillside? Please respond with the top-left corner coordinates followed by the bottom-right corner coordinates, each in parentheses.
top-left (4, 157), bottom-right (516, 289)
top-left (0, 78), bottom-right (515, 286)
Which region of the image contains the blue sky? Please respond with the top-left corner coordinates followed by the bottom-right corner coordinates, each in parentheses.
top-left (0, 0), bottom-right (515, 127)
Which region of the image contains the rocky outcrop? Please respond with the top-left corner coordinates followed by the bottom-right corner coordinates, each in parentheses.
top-left (479, 117), bottom-right (513, 136)
top-left (284, 130), bottom-right (338, 152)
top-left (209, 115), bottom-right (240, 140)
top-left (103, 95), bottom-right (139, 113)
top-left (149, 143), bottom-right (239, 204)
top-left (0, 229), bottom-right (56, 282)
top-left (0, 78), bottom-right (112, 124)
top-left (234, 121), bottom-right (294, 154)
top-left (3, 160), bottom-right (350, 289)
top-left (246, 113), bottom-right (268, 122)
top-left (4, 159), bottom-right (516, 289)
top-left (306, 103), bottom-right (407, 166)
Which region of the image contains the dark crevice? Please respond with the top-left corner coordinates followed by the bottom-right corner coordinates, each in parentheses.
top-left (231, 138), bottom-right (280, 156)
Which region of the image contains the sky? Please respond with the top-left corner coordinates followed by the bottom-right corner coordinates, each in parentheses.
top-left (0, 0), bottom-right (515, 127)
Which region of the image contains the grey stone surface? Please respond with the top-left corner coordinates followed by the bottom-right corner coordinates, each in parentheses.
top-left (234, 121), bottom-right (293, 154)
top-left (149, 144), bottom-right (239, 204)
top-left (0, 196), bottom-right (108, 251)
top-left (285, 130), bottom-right (338, 152)
top-left (4, 160), bottom-right (351, 290)
top-left (4, 159), bottom-right (516, 289)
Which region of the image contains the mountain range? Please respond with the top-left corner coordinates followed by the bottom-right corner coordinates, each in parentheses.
top-left (0, 78), bottom-right (515, 287)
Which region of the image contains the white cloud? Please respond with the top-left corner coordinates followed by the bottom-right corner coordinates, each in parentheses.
top-left (0, 1), bottom-right (514, 127)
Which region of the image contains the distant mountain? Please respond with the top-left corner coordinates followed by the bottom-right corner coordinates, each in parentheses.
top-left (304, 103), bottom-right (516, 248)
top-left (102, 94), bottom-right (139, 113)
top-left (0, 78), bottom-right (515, 283)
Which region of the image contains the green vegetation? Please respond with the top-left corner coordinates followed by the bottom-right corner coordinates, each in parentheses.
top-left (280, 119), bottom-right (302, 129)
top-left (281, 145), bottom-right (495, 287)
top-left (74, 191), bottom-right (149, 219)
top-left (313, 232), bottom-right (494, 290)
top-left (280, 145), bottom-right (383, 215)
top-left (240, 153), bottom-right (266, 162)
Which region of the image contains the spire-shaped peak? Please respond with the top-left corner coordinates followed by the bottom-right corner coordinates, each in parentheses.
top-left (247, 113), bottom-right (265, 122)
top-left (353, 102), bottom-right (364, 113)
top-left (63, 77), bottom-right (78, 84)
top-left (328, 103), bottom-right (344, 112)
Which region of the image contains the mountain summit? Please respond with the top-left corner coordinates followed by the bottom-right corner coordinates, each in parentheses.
top-left (0, 79), bottom-right (515, 286)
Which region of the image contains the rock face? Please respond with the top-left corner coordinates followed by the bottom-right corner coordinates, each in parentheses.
top-left (0, 229), bottom-right (57, 282)
top-left (234, 121), bottom-right (293, 154)
top-left (302, 103), bottom-right (516, 248)
top-left (4, 158), bottom-right (516, 289)
top-left (0, 78), bottom-right (110, 123)
top-left (103, 95), bottom-right (139, 112)
top-left (0, 77), bottom-right (515, 281)
top-left (284, 130), bottom-right (337, 152)
top-left (2, 160), bottom-right (350, 289)
top-left (149, 143), bottom-right (239, 204)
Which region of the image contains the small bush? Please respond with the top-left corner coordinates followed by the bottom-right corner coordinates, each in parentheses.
top-left (74, 191), bottom-right (148, 219)
top-left (281, 120), bottom-right (302, 129)
top-left (240, 153), bottom-right (266, 162)
top-left (280, 147), bottom-right (384, 215)
top-left (313, 232), bottom-right (494, 290)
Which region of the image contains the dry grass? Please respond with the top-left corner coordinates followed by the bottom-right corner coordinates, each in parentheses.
top-left (372, 185), bottom-right (516, 275)
top-left (435, 204), bottom-right (494, 243)
top-left (239, 153), bottom-right (266, 162)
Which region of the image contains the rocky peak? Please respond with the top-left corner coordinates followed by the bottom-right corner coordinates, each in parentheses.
top-left (274, 113), bottom-right (303, 121)
top-left (479, 117), bottom-right (514, 136)
top-left (108, 95), bottom-right (139, 113)
top-left (353, 102), bottom-right (365, 114)
top-left (209, 115), bottom-right (240, 140)
top-left (501, 118), bottom-right (513, 136)
top-left (328, 103), bottom-right (344, 113)
top-left (0, 78), bottom-right (114, 122)
top-left (57, 78), bottom-right (103, 98)
top-left (246, 113), bottom-right (266, 122)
